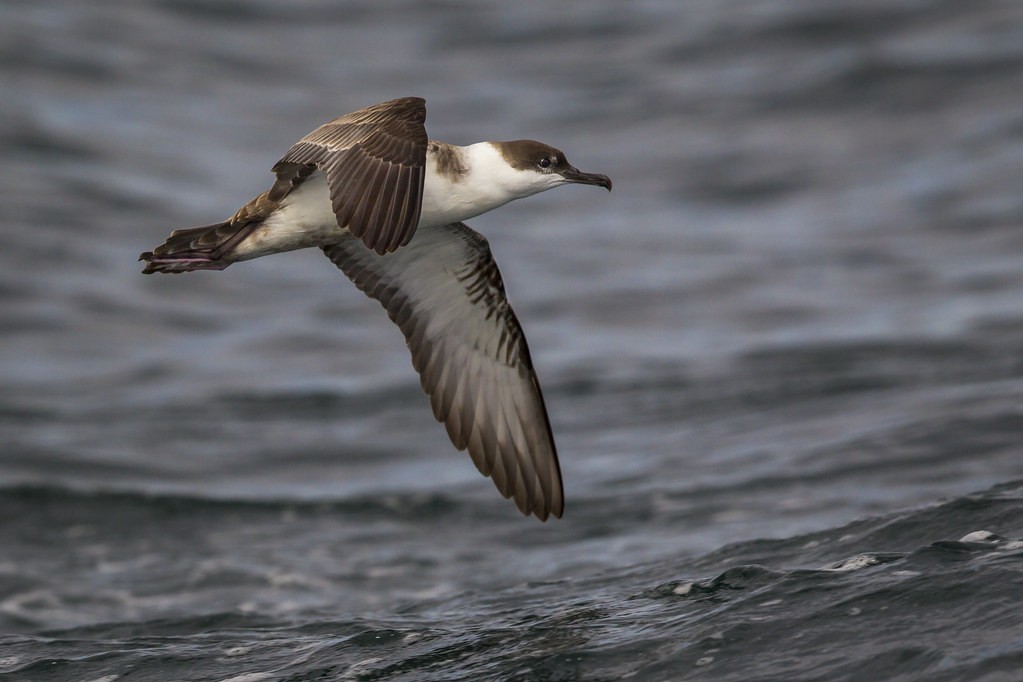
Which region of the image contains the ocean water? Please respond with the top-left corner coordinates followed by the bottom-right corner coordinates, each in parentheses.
top-left (3, 0), bottom-right (1023, 680)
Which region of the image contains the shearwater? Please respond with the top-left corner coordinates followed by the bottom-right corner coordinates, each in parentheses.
top-left (140, 96), bottom-right (612, 521)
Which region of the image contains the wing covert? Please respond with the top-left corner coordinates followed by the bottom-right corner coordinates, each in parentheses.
top-left (275, 97), bottom-right (428, 254)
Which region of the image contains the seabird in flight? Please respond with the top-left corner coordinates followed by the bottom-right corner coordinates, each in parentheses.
top-left (140, 96), bottom-right (612, 520)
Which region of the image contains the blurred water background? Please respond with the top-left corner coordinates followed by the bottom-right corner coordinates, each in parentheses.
top-left (2, 1), bottom-right (1023, 680)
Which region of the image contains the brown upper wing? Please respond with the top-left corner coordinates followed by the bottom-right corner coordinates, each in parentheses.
top-left (322, 222), bottom-right (564, 521)
top-left (271, 97), bottom-right (428, 255)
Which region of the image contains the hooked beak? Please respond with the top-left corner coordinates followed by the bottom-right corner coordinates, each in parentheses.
top-left (560, 166), bottom-right (613, 191)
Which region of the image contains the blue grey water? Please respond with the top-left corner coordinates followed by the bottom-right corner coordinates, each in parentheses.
top-left (2, 1), bottom-right (1023, 680)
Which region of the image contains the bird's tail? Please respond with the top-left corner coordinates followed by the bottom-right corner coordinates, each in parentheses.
top-left (139, 219), bottom-right (259, 274)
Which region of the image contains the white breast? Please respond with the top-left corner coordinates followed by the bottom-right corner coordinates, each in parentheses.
top-left (419, 143), bottom-right (526, 229)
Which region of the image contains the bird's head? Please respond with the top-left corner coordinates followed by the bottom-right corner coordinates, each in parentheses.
top-left (488, 140), bottom-right (612, 199)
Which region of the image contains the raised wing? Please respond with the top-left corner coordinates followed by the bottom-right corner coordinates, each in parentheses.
top-left (273, 97), bottom-right (428, 255)
top-left (323, 223), bottom-right (564, 520)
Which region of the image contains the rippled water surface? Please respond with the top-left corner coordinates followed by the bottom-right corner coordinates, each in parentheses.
top-left (3, 1), bottom-right (1023, 680)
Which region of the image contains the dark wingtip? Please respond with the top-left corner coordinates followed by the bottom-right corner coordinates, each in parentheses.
top-left (528, 498), bottom-right (563, 522)
top-left (544, 500), bottom-right (564, 521)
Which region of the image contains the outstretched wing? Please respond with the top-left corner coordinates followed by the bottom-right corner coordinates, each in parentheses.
top-left (273, 97), bottom-right (428, 255)
top-left (323, 223), bottom-right (564, 520)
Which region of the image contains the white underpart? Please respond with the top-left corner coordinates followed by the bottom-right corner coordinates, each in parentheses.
top-left (234, 172), bottom-right (340, 261)
top-left (234, 141), bottom-right (562, 260)
top-left (419, 142), bottom-right (563, 228)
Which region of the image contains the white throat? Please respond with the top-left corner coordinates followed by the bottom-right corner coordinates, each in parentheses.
top-left (419, 142), bottom-right (548, 229)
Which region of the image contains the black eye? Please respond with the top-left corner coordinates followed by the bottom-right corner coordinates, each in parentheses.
top-left (538, 157), bottom-right (552, 169)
